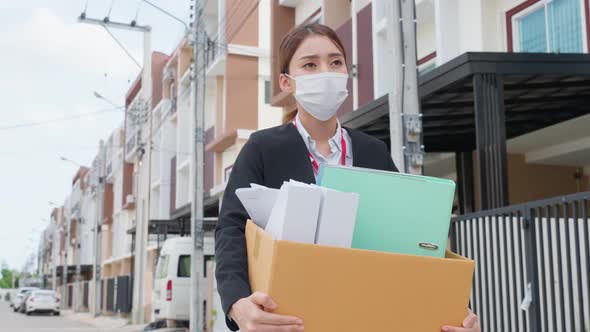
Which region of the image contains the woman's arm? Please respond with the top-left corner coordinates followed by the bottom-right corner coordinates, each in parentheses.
top-left (215, 138), bottom-right (264, 330)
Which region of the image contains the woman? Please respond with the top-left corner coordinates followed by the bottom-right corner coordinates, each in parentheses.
top-left (215, 23), bottom-right (480, 332)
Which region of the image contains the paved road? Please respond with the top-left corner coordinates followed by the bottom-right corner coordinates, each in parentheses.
top-left (0, 302), bottom-right (94, 332)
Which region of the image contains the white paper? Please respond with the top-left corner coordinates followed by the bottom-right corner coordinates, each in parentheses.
top-left (239, 180), bottom-right (359, 248)
top-left (265, 182), bottom-right (322, 244)
top-left (235, 185), bottom-right (279, 229)
top-left (313, 185), bottom-right (359, 248)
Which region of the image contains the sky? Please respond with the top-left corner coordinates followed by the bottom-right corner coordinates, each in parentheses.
top-left (0, 0), bottom-right (190, 271)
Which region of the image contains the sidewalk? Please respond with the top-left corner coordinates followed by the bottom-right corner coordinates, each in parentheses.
top-left (62, 310), bottom-right (147, 331)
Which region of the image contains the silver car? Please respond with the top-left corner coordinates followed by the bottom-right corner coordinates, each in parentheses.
top-left (11, 287), bottom-right (38, 313)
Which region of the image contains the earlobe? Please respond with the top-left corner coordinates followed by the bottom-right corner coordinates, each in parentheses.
top-left (279, 74), bottom-right (293, 93)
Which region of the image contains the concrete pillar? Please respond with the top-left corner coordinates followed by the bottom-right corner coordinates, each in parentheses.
top-left (434, 0), bottom-right (461, 66)
top-left (435, 0), bottom-right (489, 65)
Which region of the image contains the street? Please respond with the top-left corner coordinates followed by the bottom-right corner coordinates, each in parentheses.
top-left (0, 303), bottom-right (117, 332)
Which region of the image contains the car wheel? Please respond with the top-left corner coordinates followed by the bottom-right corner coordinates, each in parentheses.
top-left (54, 311), bottom-right (60, 316)
top-left (26, 311), bottom-right (32, 316)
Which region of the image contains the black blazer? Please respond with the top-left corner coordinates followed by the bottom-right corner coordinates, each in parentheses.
top-left (215, 122), bottom-right (398, 330)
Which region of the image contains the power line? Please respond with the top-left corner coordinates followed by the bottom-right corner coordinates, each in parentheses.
top-left (224, 0), bottom-right (261, 42)
top-left (210, 0), bottom-right (250, 44)
top-left (139, 0), bottom-right (262, 152)
top-left (142, 0), bottom-right (189, 31)
top-left (133, 0), bottom-right (142, 23)
top-left (0, 107), bottom-right (123, 131)
top-left (196, 0), bottom-right (263, 79)
top-left (103, 26), bottom-right (143, 69)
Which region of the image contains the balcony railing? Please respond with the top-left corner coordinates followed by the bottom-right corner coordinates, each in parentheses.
top-left (451, 191), bottom-right (590, 332)
top-left (125, 129), bottom-right (141, 159)
top-left (170, 97), bottom-right (177, 114)
top-left (205, 37), bottom-right (224, 70)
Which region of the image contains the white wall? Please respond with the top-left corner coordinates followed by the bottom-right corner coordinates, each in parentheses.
top-left (205, 80), bottom-right (217, 130)
top-left (155, 118), bottom-right (175, 220)
top-left (176, 80), bottom-right (192, 209)
top-left (79, 193), bottom-right (96, 266)
top-left (295, 0), bottom-right (321, 24)
top-left (257, 55), bottom-right (283, 130)
top-left (259, 0), bottom-right (272, 50)
top-left (221, 141), bottom-right (246, 183)
top-left (356, 0), bottom-right (372, 12)
top-left (429, 0), bottom-right (529, 66)
top-left (417, 20), bottom-right (436, 59)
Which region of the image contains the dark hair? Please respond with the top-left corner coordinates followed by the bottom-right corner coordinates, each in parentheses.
top-left (278, 23), bottom-right (348, 123)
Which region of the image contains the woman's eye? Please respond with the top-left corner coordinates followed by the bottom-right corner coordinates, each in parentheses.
top-left (303, 63), bottom-right (316, 69)
top-left (332, 60), bottom-right (343, 66)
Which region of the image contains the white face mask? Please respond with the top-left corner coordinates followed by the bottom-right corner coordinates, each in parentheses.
top-left (285, 72), bottom-right (349, 121)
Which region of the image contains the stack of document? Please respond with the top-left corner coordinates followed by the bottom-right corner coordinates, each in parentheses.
top-left (236, 181), bottom-right (359, 247)
top-left (317, 165), bottom-right (456, 258)
top-left (236, 184), bottom-right (280, 229)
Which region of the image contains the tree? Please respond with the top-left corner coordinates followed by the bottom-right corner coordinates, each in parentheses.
top-left (0, 261), bottom-right (16, 289)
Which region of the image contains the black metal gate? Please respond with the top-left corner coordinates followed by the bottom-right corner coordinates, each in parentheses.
top-left (83, 282), bottom-right (89, 308)
top-left (67, 284), bottom-right (73, 308)
top-left (106, 278), bottom-right (115, 312)
top-left (451, 191), bottom-right (590, 332)
top-left (116, 275), bottom-right (133, 313)
top-left (100, 280), bottom-right (104, 311)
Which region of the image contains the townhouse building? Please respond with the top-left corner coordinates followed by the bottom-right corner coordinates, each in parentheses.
top-left (36, 1), bottom-right (590, 330)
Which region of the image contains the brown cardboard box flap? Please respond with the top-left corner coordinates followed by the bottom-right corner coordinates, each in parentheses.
top-left (246, 220), bottom-right (475, 332)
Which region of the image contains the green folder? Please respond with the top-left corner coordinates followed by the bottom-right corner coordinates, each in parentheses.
top-left (317, 165), bottom-right (456, 258)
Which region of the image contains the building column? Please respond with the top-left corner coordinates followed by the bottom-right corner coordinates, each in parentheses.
top-left (455, 151), bottom-right (475, 214)
top-left (473, 73), bottom-right (509, 210)
top-left (434, 0), bottom-right (460, 66)
top-left (435, 0), bottom-right (488, 65)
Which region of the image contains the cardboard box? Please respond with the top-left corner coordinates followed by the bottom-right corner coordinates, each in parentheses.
top-left (246, 220), bottom-right (475, 331)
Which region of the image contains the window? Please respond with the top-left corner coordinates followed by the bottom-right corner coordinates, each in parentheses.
top-left (155, 255), bottom-right (169, 279)
top-left (514, 0), bottom-right (584, 53)
top-left (177, 255), bottom-right (191, 278)
top-left (419, 63), bottom-right (436, 76)
top-left (264, 80), bottom-right (270, 104)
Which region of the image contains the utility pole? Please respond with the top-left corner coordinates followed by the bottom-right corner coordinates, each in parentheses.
top-left (75, 182), bottom-right (85, 312)
top-left (190, 0), bottom-right (206, 331)
top-left (62, 209), bottom-right (69, 307)
top-left (93, 140), bottom-right (105, 317)
top-left (75, 216), bottom-right (82, 311)
top-left (386, 0), bottom-right (423, 175)
top-left (78, 14), bottom-right (151, 324)
top-left (52, 217), bottom-right (57, 292)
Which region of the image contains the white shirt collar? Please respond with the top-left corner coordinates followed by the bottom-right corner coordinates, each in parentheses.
top-left (294, 114), bottom-right (344, 153)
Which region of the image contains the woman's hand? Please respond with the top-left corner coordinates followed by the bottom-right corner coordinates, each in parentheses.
top-left (229, 292), bottom-right (304, 332)
top-left (442, 310), bottom-right (480, 332)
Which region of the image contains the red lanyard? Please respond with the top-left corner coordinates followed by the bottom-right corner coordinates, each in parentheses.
top-left (293, 120), bottom-right (347, 175)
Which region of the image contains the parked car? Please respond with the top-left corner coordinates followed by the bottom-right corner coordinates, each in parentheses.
top-left (11, 287), bottom-right (38, 312)
top-left (18, 290), bottom-right (34, 313)
top-left (24, 290), bottom-right (60, 316)
top-left (152, 237), bottom-right (192, 323)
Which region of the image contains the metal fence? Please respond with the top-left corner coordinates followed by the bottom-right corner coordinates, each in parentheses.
top-left (451, 191), bottom-right (590, 332)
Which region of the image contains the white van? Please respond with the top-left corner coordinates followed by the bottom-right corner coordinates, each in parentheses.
top-left (152, 237), bottom-right (193, 322)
